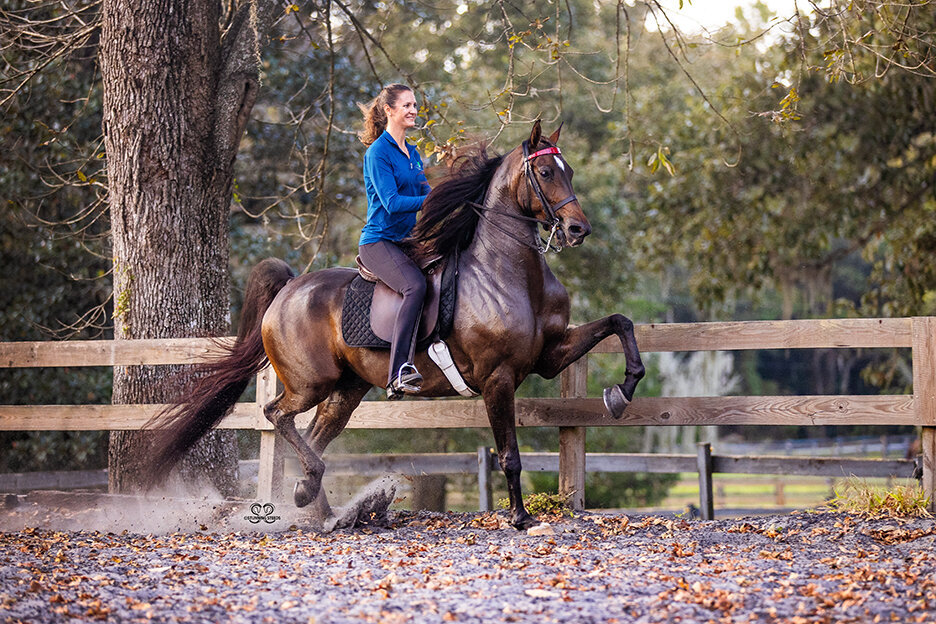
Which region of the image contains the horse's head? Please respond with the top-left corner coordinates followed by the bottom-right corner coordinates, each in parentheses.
top-left (516, 120), bottom-right (591, 248)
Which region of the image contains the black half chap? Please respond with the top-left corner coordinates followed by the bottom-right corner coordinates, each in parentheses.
top-left (359, 240), bottom-right (427, 385)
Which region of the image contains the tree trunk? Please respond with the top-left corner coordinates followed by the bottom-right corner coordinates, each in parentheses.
top-left (411, 475), bottom-right (448, 512)
top-left (410, 430), bottom-right (449, 511)
top-left (100, 0), bottom-right (267, 495)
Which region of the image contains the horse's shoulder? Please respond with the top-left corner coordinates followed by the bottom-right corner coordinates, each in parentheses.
top-left (543, 267), bottom-right (568, 298)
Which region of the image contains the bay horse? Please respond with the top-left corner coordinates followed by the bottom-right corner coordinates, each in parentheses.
top-left (148, 121), bottom-right (644, 529)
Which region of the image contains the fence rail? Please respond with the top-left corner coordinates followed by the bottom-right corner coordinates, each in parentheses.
top-left (0, 317), bottom-right (913, 366)
top-left (1, 317), bottom-right (934, 515)
top-left (719, 434), bottom-right (916, 457)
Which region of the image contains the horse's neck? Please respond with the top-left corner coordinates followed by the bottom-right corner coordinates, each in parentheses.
top-left (463, 196), bottom-right (547, 285)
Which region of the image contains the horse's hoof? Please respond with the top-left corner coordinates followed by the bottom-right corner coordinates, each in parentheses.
top-left (512, 512), bottom-right (538, 531)
top-left (294, 480), bottom-right (316, 508)
top-left (603, 385), bottom-right (631, 420)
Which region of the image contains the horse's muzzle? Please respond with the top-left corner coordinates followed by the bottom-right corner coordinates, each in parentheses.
top-left (561, 217), bottom-right (591, 247)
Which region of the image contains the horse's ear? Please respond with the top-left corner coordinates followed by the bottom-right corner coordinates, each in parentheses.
top-left (548, 122), bottom-right (563, 144)
top-left (529, 119), bottom-right (542, 149)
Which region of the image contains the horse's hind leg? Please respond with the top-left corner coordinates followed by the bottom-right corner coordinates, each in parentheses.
top-left (301, 372), bottom-right (373, 521)
top-left (263, 389), bottom-right (330, 508)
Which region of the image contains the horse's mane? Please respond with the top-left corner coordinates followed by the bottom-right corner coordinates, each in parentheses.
top-left (403, 144), bottom-right (504, 264)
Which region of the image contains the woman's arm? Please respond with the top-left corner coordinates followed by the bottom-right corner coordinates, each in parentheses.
top-left (367, 154), bottom-right (426, 215)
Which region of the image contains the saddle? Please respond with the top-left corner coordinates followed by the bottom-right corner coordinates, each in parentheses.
top-left (341, 251), bottom-right (458, 350)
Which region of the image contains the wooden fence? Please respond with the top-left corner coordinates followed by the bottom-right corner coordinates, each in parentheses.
top-left (1, 317), bottom-right (934, 514)
top-left (0, 446), bottom-right (920, 520)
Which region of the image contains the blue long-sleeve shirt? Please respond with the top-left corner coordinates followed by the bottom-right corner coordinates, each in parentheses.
top-left (360, 130), bottom-right (430, 245)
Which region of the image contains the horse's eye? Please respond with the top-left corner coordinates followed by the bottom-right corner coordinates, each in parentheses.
top-left (538, 166), bottom-right (552, 178)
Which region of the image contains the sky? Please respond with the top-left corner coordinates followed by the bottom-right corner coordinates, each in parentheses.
top-left (652, 0), bottom-right (801, 34)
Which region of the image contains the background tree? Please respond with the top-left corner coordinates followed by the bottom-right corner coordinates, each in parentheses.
top-left (1, 0), bottom-right (111, 472)
top-left (98, 0), bottom-right (300, 494)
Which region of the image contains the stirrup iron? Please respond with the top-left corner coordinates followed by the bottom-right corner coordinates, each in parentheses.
top-left (387, 362), bottom-right (423, 400)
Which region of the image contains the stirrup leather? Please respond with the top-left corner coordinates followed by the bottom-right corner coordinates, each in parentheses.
top-left (428, 341), bottom-right (478, 397)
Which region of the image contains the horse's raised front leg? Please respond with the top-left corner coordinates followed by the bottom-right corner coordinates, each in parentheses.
top-left (482, 368), bottom-right (537, 530)
top-left (534, 314), bottom-right (645, 419)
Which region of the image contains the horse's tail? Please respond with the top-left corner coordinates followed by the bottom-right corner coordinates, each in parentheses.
top-left (145, 258), bottom-right (296, 489)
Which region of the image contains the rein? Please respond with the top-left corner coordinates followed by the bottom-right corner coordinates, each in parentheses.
top-left (467, 141), bottom-right (576, 255)
top-left (467, 200), bottom-right (562, 254)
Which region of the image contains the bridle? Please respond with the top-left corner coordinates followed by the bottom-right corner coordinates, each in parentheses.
top-left (469, 141), bottom-right (579, 254)
top-left (522, 141), bottom-right (578, 224)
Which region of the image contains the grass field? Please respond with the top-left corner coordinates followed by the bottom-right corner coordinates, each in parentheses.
top-left (332, 472), bottom-right (914, 516)
top-left (645, 474), bottom-right (910, 513)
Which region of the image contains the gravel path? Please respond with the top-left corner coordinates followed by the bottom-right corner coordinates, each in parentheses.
top-left (2, 498), bottom-right (935, 623)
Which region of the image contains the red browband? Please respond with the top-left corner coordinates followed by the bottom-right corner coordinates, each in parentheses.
top-left (526, 146), bottom-right (562, 160)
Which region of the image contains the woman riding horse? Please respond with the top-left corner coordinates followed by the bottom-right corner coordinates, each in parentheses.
top-left (147, 120), bottom-right (644, 530)
top-left (357, 84), bottom-right (430, 400)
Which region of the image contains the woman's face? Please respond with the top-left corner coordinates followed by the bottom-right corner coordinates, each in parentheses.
top-left (385, 89), bottom-right (418, 131)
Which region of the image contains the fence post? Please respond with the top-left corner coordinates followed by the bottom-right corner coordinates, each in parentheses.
top-left (256, 366), bottom-right (286, 502)
top-left (478, 446), bottom-right (494, 512)
top-left (923, 429), bottom-right (936, 512)
top-left (697, 442), bottom-right (714, 520)
top-left (912, 317), bottom-right (936, 512)
top-left (774, 478), bottom-right (785, 506)
top-left (559, 357), bottom-right (588, 511)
